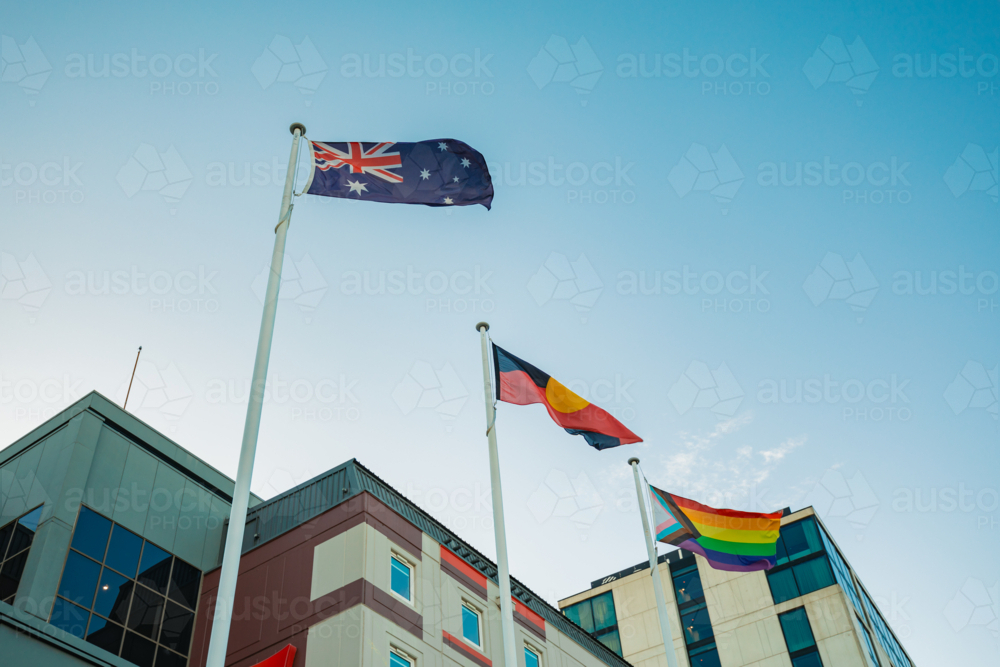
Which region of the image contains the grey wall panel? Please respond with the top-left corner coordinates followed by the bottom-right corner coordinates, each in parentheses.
top-left (110, 446), bottom-right (158, 533)
top-left (142, 463), bottom-right (186, 552)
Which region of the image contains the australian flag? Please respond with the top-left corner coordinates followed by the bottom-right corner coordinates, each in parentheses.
top-left (304, 139), bottom-right (493, 209)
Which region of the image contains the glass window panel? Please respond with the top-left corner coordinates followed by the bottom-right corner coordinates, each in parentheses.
top-left (672, 568), bottom-right (704, 605)
top-left (0, 551), bottom-right (29, 601)
top-left (50, 597), bottom-right (89, 638)
top-left (127, 585), bottom-right (166, 640)
top-left (525, 648), bottom-right (540, 667)
top-left (779, 519), bottom-right (822, 563)
top-left (792, 557), bottom-right (835, 597)
top-left (18, 505), bottom-right (43, 532)
top-left (108, 580), bottom-right (134, 625)
top-left (591, 592), bottom-right (618, 632)
top-left (779, 608), bottom-right (817, 653)
top-left (390, 651), bottom-right (412, 667)
top-left (105, 525), bottom-right (143, 578)
top-left (688, 644), bottom-right (722, 667)
top-left (792, 653), bottom-right (823, 667)
top-left (767, 568), bottom-right (800, 604)
top-left (857, 616), bottom-right (880, 667)
top-left (681, 604), bottom-right (714, 645)
top-left (160, 600), bottom-right (196, 654)
top-left (121, 631), bottom-right (157, 667)
top-left (70, 507), bottom-right (112, 561)
top-left (7, 508), bottom-right (42, 557)
top-left (168, 558), bottom-right (201, 608)
top-left (564, 602), bottom-right (595, 633)
top-left (0, 521), bottom-right (14, 560)
top-left (156, 646), bottom-right (188, 667)
top-left (818, 528), bottom-right (863, 617)
top-left (597, 629), bottom-right (621, 656)
top-left (57, 550), bottom-right (101, 607)
top-left (85, 613), bottom-right (124, 655)
top-left (137, 542), bottom-right (172, 594)
top-left (774, 533), bottom-right (790, 566)
top-left (93, 567), bottom-right (130, 619)
top-left (390, 556), bottom-right (411, 600)
top-left (462, 605), bottom-right (481, 646)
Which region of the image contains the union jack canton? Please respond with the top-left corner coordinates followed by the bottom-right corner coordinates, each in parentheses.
top-left (304, 139), bottom-right (493, 209)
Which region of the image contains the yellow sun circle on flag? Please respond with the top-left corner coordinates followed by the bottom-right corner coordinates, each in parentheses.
top-left (545, 378), bottom-right (590, 413)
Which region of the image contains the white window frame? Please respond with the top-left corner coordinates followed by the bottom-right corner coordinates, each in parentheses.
top-left (524, 644), bottom-right (542, 667)
top-left (390, 648), bottom-right (414, 667)
top-left (461, 601), bottom-right (484, 649)
top-left (390, 553), bottom-right (414, 604)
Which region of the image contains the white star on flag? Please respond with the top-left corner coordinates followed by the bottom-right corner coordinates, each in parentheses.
top-left (461, 158), bottom-right (471, 168)
top-left (347, 180), bottom-right (368, 194)
top-left (443, 197), bottom-right (454, 204)
top-left (438, 142), bottom-right (448, 152)
top-left (452, 176), bottom-right (460, 183)
top-left (420, 169), bottom-right (431, 180)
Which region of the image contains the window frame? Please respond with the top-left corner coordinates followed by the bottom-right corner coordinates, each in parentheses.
top-left (390, 553), bottom-right (414, 604)
top-left (0, 504), bottom-right (45, 604)
top-left (390, 647), bottom-right (414, 667)
top-left (524, 643), bottom-right (542, 667)
top-left (777, 606), bottom-right (823, 666)
top-left (461, 601), bottom-right (484, 649)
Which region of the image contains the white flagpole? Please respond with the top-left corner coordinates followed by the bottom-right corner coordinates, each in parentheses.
top-left (205, 122), bottom-right (306, 667)
top-left (476, 322), bottom-right (519, 667)
top-left (628, 457), bottom-right (681, 667)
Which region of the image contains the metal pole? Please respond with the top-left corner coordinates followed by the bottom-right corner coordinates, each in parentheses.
top-left (205, 122), bottom-right (306, 667)
top-left (628, 457), bottom-right (681, 667)
top-left (123, 346), bottom-right (142, 410)
top-left (477, 322), bottom-right (519, 667)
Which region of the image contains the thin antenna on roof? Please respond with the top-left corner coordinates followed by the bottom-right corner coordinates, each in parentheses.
top-left (124, 346), bottom-right (142, 410)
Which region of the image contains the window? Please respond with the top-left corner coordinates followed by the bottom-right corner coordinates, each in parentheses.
top-left (524, 646), bottom-right (540, 667)
top-left (859, 586), bottom-right (911, 667)
top-left (462, 603), bottom-right (482, 647)
top-left (818, 526), bottom-right (864, 617)
top-left (390, 555), bottom-right (413, 602)
top-left (390, 649), bottom-right (413, 667)
top-left (49, 506), bottom-right (201, 667)
top-left (778, 607), bottom-right (823, 667)
top-left (856, 614), bottom-right (880, 667)
top-left (562, 591), bottom-right (621, 656)
top-left (670, 558), bottom-right (718, 667)
top-left (766, 517), bottom-right (836, 604)
top-left (0, 505), bottom-right (43, 604)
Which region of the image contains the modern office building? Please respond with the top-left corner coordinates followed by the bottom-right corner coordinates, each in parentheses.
top-left (1, 392), bottom-right (631, 667)
top-left (557, 508), bottom-right (914, 667)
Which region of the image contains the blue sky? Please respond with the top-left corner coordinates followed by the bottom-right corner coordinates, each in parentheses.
top-left (2, 0), bottom-right (998, 664)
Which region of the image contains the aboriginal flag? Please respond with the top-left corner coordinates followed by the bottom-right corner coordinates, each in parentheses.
top-left (492, 344), bottom-right (641, 450)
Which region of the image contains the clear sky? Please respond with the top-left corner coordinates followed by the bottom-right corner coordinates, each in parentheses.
top-left (2, 1), bottom-right (998, 664)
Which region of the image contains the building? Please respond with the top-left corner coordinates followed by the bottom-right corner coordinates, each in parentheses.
top-left (557, 509), bottom-right (914, 667)
top-left (0, 392), bottom-right (630, 667)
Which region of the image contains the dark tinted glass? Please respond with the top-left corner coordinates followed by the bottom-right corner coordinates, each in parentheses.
top-left (0, 551), bottom-right (29, 600)
top-left (86, 613), bottom-right (124, 654)
top-left (93, 567), bottom-right (131, 618)
top-left (0, 521), bottom-right (13, 560)
top-left (673, 568), bottom-right (704, 604)
top-left (50, 597), bottom-right (89, 638)
top-left (689, 645), bottom-right (722, 667)
top-left (793, 557), bottom-right (835, 596)
top-left (137, 542), bottom-right (171, 593)
top-left (127, 585), bottom-right (165, 639)
top-left (167, 559), bottom-right (201, 608)
top-left (781, 519), bottom-right (822, 563)
top-left (681, 604), bottom-right (714, 645)
top-left (597, 629), bottom-right (622, 656)
top-left (792, 653), bottom-right (823, 667)
top-left (767, 568), bottom-right (800, 604)
top-left (564, 601), bottom-right (594, 633)
top-left (108, 580), bottom-right (135, 624)
top-left (591, 591), bottom-right (617, 631)
top-left (57, 551), bottom-right (101, 607)
top-left (121, 631), bottom-right (157, 667)
top-left (156, 646), bottom-right (188, 667)
top-left (779, 607), bottom-right (817, 653)
top-left (105, 525), bottom-right (143, 578)
top-left (18, 505), bottom-right (42, 531)
top-left (70, 507), bottom-right (112, 561)
top-left (160, 601), bottom-right (195, 653)
top-left (7, 507), bottom-right (42, 556)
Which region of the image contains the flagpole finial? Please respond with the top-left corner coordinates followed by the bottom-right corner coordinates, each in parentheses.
top-left (476, 321), bottom-right (490, 332)
top-left (628, 457), bottom-right (640, 466)
top-left (290, 122), bottom-right (307, 136)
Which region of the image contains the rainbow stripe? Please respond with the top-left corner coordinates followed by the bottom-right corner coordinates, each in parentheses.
top-left (671, 494), bottom-right (782, 572)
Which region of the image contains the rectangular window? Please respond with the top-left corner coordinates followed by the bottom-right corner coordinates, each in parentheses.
top-left (856, 615), bottom-right (880, 667)
top-left (390, 649), bottom-right (413, 667)
top-left (766, 518), bottom-right (837, 604)
top-left (688, 642), bottom-right (722, 667)
top-left (561, 591), bottom-right (621, 657)
top-left (778, 607), bottom-right (823, 667)
top-left (49, 506), bottom-right (201, 665)
top-left (0, 505), bottom-right (43, 604)
top-left (524, 646), bottom-right (540, 667)
top-left (860, 587), bottom-right (911, 667)
top-left (462, 603), bottom-right (482, 647)
top-left (680, 602), bottom-right (714, 646)
top-left (390, 555), bottom-right (412, 602)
